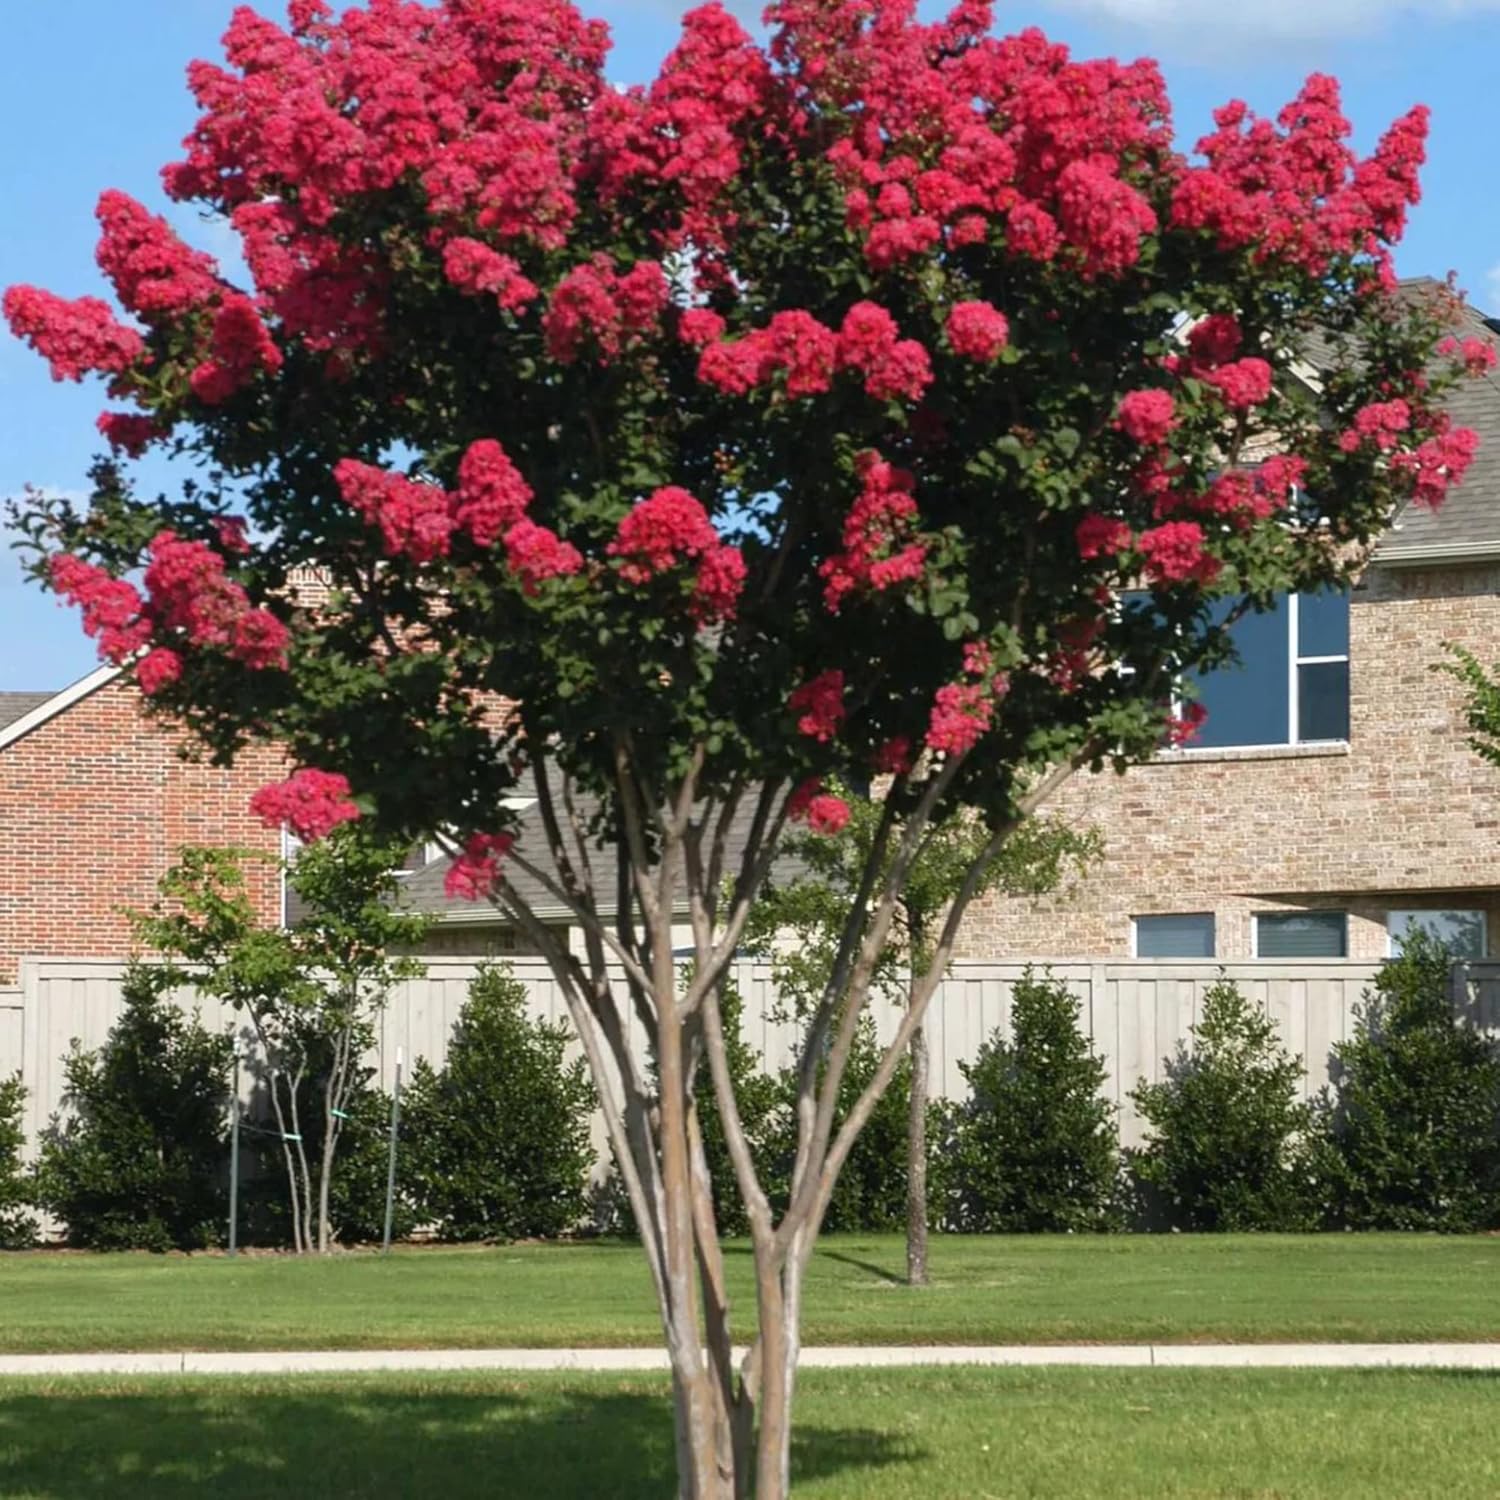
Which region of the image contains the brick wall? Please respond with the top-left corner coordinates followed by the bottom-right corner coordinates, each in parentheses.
top-left (962, 560), bottom-right (1500, 960)
top-left (0, 675), bottom-right (284, 982)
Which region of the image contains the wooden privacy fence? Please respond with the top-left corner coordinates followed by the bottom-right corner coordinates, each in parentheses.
top-left (7, 956), bottom-right (1500, 1157)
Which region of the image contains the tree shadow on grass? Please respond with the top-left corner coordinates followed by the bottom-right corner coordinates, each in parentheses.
top-left (0, 1380), bottom-right (919, 1499)
top-left (818, 1248), bottom-right (907, 1287)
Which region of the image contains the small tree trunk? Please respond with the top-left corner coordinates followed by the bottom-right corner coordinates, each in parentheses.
top-left (753, 1237), bottom-right (805, 1500)
top-left (906, 1007), bottom-right (930, 1288)
top-left (665, 1357), bottom-right (736, 1500)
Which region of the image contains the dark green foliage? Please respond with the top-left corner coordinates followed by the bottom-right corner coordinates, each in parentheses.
top-left (756, 1019), bottom-right (950, 1235)
top-left (948, 970), bottom-right (1118, 1233)
top-left (403, 966), bottom-right (597, 1241)
top-left (325, 1072), bottom-right (415, 1245)
top-left (33, 968), bottom-right (232, 1251)
top-left (1130, 981), bottom-right (1315, 1232)
top-left (0, 1073), bottom-right (36, 1249)
top-left (1312, 930), bottom-right (1500, 1231)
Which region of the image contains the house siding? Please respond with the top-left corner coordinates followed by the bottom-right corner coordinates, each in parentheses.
top-left (0, 676), bottom-right (283, 982)
top-left (962, 560), bottom-right (1500, 960)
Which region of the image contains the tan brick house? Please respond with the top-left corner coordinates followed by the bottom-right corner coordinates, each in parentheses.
top-left (964, 295), bottom-right (1500, 964)
top-left (0, 668), bottom-right (283, 983)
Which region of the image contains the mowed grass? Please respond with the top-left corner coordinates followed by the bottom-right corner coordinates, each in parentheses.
top-left (3, 1234), bottom-right (1500, 1352)
top-left (0, 1367), bottom-right (1496, 1498)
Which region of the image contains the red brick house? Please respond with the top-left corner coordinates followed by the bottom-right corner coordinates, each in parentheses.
top-left (0, 667), bottom-right (283, 983)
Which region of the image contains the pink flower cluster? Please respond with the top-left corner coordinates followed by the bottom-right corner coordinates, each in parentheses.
top-left (819, 452), bottom-right (929, 612)
top-left (1170, 75), bottom-right (1428, 276)
top-left (444, 831), bottom-right (517, 901)
top-left (335, 459), bottom-right (456, 565)
top-left (606, 486), bottom-right (745, 622)
top-left (3, 287), bottom-right (143, 383)
top-left (143, 530), bottom-right (290, 668)
top-left (190, 293), bottom-right (285, 405)
top-left (786, 778), bottom-right (851, 837)
top-left (504, 518), bottom-right (584, 594)
top-left (49, 554), bottom-right (153, 664)
top-left (543, 257), bottom-right (668, 364)
top-left (788, 669), bottom-right (846, 743)
top-left (441, 238), bottom-right (538, 314)
top-left (1115, 389), bottom-right (1177, 446)
top-left (1055, 160), bottom-right (1157, 278)
top-left (250, 768), bottom-right (362, 842)
top-left (871, 736), bottom-right (914, 775)
top-left (1338, 398), bottom-right (1411, 454)
top-left (1075, 514), bottom-right (1132, 562)
top-left (50, 530), bottom-right (288, 678)
top-left (1165, 314), bottom-right (1272, 412)
top-left (1138, 520), bottom-right (1221, 586)
top-left (95, 190), bottom-right (220, 318)
top-left (945, 300), bottom-right (1010, 362)
top-left (836, 303), bottom-right (933, 404)
top-left (1165, 701), bottom-right (1208, 747)
top-left (697, 309), bottom-right (839, 399)
top-left (96, 411), bottom-right (165, 458)
top-left (590, 4), bottom-right (770, 258)
top-left (334, 442), bottom-right (580, 592)
top-left (926, 639), bottom-right (1009, 757)
top-left (455, 439), bottom-right (535, 548)
top-left (1438, 335), bottom-right (1498, 378)
top-left (1391, 423), bottom-right (1481, 508)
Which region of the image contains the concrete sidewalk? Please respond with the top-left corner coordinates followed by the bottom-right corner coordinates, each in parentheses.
top-left (2, 1344), bottom-right (1499, 1377)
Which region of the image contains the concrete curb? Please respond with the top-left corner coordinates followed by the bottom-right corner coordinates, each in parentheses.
top-left (2, 1344), bottom-right (1500, 1377)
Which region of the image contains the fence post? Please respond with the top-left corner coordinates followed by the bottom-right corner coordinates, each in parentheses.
top-left (382, 1046), bottom-right (404, 1255)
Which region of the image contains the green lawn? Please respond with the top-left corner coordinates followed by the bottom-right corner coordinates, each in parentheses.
top-left (2, 1234), bottom-right (1500, 1352)
top-left (0, 1367), bottom-right (1495, 1498)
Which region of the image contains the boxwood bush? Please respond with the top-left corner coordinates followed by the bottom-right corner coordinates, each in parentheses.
top-left (1130, 980), bottom-right (1315, 1231)
top-left (947, 969), bottom-right (1118, 1232)
top-left (0, 1073), bottom-right (36, 1249)
top-left (403, 965), bottom-right (596, 1241)
top-left (32, 967), bottom-right (232, 1251)
top-left (1312, 929), bottom-right (1500, 1231)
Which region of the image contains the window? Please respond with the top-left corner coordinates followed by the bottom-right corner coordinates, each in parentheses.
top-left (1134, 913), bottom-right (1216, 958)
top-left (1185, 588), bottom-right (1349, 750)
top-left (1388, 909), bottom-right (1487, 959)
top-left (1255, 911), bottom-right (1348, 958)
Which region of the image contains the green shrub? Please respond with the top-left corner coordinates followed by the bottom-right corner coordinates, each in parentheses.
top-left (0, 1073), bottom-right (36, 1249)
top-left (326, 1071), bottom-right (416, 1244)
top-left (759, 1018), bottom-right (950, 1235)
top-left (404, 965), bottom-right (597, 1241)
top-left (1130, 980), bottom-right (1315, 1231)
top-left (948, 969), bottom-right (1118, 1233)
top-left (33, 968), bottom-right (232, 1251)
top-left (243, 1061), bottom-right (415, 1248)
top-left (1312, 929), bottom-right (1500, 1231)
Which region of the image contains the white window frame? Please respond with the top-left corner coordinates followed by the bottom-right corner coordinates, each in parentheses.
top-left (1252, 909), bottom-right (1349, 959)
top-left (1131, 912), bottom-right (1217, 959)
top-left (1386, 909), bottom-right (1488, 959)
top-left (1173, 590), bottom-right (1349, 753)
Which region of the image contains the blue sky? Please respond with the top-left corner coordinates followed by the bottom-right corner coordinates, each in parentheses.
top-left (3, 0), bottom-right (1498, 692)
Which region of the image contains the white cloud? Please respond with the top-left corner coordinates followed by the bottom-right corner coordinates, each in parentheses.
top-left (1045, 0), bottom-right (1500, 51)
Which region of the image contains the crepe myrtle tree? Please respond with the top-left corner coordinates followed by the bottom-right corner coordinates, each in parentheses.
top-left (3, 1), bottom-right (1485, 1493)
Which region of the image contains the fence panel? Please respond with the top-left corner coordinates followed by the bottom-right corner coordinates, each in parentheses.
top-left (13, 954), bottom-right (1500, 1157)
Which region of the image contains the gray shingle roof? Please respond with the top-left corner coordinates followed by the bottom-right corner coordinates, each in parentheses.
top-left (1297, 278), bottom-right (1500, 560)
top-left (1377, 295), bottom-right (1500, 560)
top-left (398, 778), bottom-right (799, 926)
top-left (0, 692), bottom-right (55, 733)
